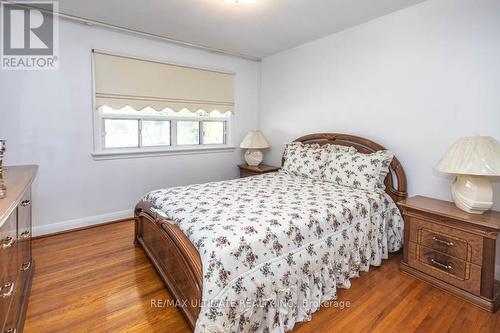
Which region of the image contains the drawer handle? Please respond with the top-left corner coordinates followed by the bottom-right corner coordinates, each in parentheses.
top-left (1, 236), bottom-right (14, 249)
top-left (432, 236), bottom-right (453, 247)
top-left (1, 282), bottom-right (14, 298)
top-left (21, 261), bottom-right (31, 271)
top-left (20, 199), bottom-right (31, 207)
top-left (20, 230), bottom-right (30, 239)
top-left (430, 258), bottom-right (453, 271)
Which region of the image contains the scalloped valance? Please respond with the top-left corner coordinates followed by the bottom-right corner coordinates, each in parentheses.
top-left (93, 51), bottom-right (235, 113)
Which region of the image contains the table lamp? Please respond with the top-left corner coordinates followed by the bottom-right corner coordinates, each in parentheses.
top-left (240, 130), bottom-right (270, 166)
top-left (435, 136), bottom-right (500, 214)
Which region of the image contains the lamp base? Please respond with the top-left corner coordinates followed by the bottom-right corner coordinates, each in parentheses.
top-left (451, 175), bottom-right (493, 214)
top-left (244, 149), bottom-right (263, 166)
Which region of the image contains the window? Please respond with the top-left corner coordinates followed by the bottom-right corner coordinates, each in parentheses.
top-left (95, 106), bottom-right (231, 154)
top-left (104, 119), bottom-right (139, 148)
top-left (92, 50), bottom-right (235, 158)
top-left (142, 120), bottom-right (171, 147)
top-left (177, 121), bottom-right (199, 145)
top-left (202, 121), bottom-right (225, 144)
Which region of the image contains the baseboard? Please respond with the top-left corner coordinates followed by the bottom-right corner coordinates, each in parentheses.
top-left (32, 209), bottom-right (133, 237)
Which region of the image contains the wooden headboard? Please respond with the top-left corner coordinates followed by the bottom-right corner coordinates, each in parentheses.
top-left (281, 133), bottom-right (408, 204)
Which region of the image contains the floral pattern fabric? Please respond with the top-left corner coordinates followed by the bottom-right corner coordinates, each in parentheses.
top-left (144, 172), bottom-right (403, 333)
top-left (322, 150), bottom-right (394, 191)
top-left (282, 142), bottom-right (355, 179)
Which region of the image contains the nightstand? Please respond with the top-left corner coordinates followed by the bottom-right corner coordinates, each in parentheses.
top-left (398, 196), bottom-right (500, 312)
top-left (238, 164), bottom-right (280, 178)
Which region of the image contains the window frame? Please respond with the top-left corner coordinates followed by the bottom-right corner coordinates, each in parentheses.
top-left (92, 109), bottom-right (234, 160)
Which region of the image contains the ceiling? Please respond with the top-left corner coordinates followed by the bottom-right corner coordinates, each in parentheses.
top-left (56, 0), bottom-right (427, 59)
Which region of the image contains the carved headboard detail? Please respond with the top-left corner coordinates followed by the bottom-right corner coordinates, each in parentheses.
top-left (281, 133), bottom-right (408, 204)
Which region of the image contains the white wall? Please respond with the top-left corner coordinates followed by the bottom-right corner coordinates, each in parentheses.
top-left (260, 0), bottom-right (500, 269)
top-left (0, 19), bottom-right (260, 235)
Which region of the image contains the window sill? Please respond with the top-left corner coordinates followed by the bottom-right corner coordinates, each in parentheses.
top-left (91, 145), bottom-right (236, 160)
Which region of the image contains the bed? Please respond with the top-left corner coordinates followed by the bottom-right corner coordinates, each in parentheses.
top-left (134, 133), bottom-right (407, 332)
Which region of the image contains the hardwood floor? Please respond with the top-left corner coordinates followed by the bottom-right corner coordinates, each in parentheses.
top-left (25, 220), bottom-right (500, 333)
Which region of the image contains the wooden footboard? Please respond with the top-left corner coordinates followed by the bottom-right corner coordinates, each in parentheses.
top-left (134, 200), bottom-right (202, 329)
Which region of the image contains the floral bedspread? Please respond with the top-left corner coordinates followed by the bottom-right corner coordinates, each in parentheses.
top-left (144, 171), bottom-right (403, 333)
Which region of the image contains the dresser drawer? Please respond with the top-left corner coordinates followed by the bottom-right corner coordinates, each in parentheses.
top-left (419, 228), bottom-right (468, 261)
top-left (408, 242), bottom-right (481, 295)
top-left (3, 273), bottom-right (24, 333)
top-left (409, 216), bottom-right (483, 265)
top-left (419, 245), bottom-right (467, 279)
top-left (0, 210), bottom-right (19, 328)
top-left (240, 170), bottom-right (258, 178)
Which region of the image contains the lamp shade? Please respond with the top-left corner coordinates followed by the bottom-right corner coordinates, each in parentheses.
top-left (240, 130), bottom-right (270, 149)
top-left (435, 136), bottom-right (500, 175)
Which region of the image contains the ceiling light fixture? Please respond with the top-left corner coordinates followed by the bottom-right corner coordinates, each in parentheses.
top-left (224, 0), bottom-right (256, 4)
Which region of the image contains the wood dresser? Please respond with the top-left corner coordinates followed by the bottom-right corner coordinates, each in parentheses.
top-left (0, 165), bottom-right (37, 333)
top-left (399, 195), bottom-right (500, 312)
top-left (238, 164), bottom-right (280, 178)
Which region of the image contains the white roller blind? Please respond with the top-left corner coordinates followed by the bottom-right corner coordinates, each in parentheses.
top-left (93, 51), bottom-right (235, 113)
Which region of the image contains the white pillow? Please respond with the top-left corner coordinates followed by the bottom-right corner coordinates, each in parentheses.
top-left (282, 142), bottom-right (355, 179)
top-left (322, 150), bottom-right (394, 191)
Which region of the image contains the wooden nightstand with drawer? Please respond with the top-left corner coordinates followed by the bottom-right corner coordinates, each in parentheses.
top-left (399, 196), bottom-right (500, 312)
top-left (238, 164), bottom-right (280, 178)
